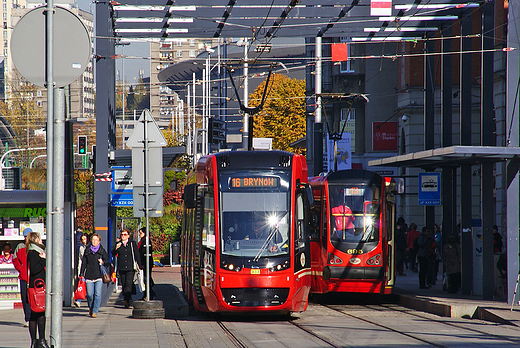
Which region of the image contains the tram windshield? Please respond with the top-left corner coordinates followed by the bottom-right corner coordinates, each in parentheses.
top-left (219, 171), bottom-right (291, 258)
top-left (328, 184), bottom-right (380, 246)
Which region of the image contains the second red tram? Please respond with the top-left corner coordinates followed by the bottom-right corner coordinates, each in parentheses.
top-left (181, 150), bottom-right (314, 313)
top-left (309, 169), bottom-right (396, 294)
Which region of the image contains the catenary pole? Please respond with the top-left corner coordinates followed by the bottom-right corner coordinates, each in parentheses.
top-left (143, 111), bottom-right (151, 301)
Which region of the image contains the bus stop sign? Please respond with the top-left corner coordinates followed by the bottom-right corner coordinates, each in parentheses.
top-left (418, 172), bottom-right (441, 206)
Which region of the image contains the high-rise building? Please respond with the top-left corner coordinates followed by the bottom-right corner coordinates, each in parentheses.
top-left (150, 38), bottom-right (219, 127)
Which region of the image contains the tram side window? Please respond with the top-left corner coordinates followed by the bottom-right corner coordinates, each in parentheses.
top-left (202, 192), bottom-right (215, 250)
top-left (309, 196), bottom-right (321, 242)
top-left (295, 193), bottom-right (306, 250)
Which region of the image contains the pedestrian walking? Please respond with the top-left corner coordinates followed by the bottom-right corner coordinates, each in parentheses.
top-left (417, 227), bottom-right (435, 289)
top-left (74, 233), bottom-right (89, 307)
top-left (80, 233), bottom-right (109, 318)
top-left (138, 228), bottom-right (156, 300)
top-left (112, 229), bottom-right (141, 308)
top-left (26, 232), bottom-right (49, 348)
top-left (13, 228), bottom-right (32, 327)
top-left (442, 236), bottom-right (461, 293)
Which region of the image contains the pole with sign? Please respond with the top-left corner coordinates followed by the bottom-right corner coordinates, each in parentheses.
top-left (126, 110), bottom-right (166, 313)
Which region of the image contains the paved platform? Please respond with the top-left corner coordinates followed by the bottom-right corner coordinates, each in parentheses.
top-left (3, 265), bottom-right (520, 347)
top-left (392, 268), bottom-right (520, 326)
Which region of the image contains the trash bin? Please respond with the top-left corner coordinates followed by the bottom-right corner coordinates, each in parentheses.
top-left (170, 242), bottom-right (180, 265)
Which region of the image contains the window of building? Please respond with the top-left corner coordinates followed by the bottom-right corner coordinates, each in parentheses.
top-left (3, 13), bottom-right (6, 21)
top-left (3, 31), bottom-right (6, 39)
top-left (177, 50), bottom-right (183, 58)
top-left (37, 101), bottom-right (43, 107)
top-left (339, 37), bottom-right (354, 73)
top-left (37, 90), bottom-right (42, 97)
top-left (341, 108), bottom-right (355, 121)
top-left (2, 4), bottom-right (6, 10)
top-left (176, 40), bottom-right (182, 46)
top-left (189, 39), bottom-right (195, 47)
top-left (189, 50), bottom-right (196, 58)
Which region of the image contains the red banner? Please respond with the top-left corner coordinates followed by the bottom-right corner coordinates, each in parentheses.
top-left (372, 121), bottom-right (398, 151)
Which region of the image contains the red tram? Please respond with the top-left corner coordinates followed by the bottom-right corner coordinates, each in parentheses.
top-left (309, 169), bottom-right (396, 294)
top-left (181, 150), bottom-right (314, 313)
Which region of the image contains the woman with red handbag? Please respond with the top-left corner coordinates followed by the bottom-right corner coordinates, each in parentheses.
top-left (26, 232), bottom-right (49, 348)
top-left (80, 233), bottom-right (109, 318)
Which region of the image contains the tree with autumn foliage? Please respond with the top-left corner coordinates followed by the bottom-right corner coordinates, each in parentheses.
top-left (248, 74), bottom-right (306, 154)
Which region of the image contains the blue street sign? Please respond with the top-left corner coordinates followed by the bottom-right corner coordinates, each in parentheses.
top-left (418, 172), bottom-right (441, 206)
top-left (111, 193), bottom-right (133, 207)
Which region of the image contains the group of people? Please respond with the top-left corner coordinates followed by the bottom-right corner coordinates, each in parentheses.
top-left (76, 227), bottom-right (155, 313)
top-left (395, 218), bottom-right (460, 293)
top-left (10, 226), bottom-right (156, 347)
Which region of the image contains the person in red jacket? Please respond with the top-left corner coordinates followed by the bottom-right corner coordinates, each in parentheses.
top-left (406, 223), bottom-right (419, 272)
top-left (13, 228), bottom-right (32, 327)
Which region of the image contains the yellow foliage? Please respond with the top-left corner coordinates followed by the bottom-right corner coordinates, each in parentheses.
top-left (248, 74), bottom-right (306, 154)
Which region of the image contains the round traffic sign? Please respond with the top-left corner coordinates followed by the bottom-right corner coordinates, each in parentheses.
top-left (11, 6), bottom-right (91, 88)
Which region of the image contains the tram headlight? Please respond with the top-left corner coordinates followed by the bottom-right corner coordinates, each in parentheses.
top-left (269, 260), bottom-right (289, 272)
top-left (267, 214), bottom-right (279, 228)
top-left (222, 261), bottom-right (241, 272)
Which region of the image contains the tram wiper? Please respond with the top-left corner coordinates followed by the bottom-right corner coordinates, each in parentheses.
top-left (253, 225), bottom-right (279, 262)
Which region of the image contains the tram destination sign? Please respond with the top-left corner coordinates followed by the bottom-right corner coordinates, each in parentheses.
top-left (230, 176), bottom-right (279, 188)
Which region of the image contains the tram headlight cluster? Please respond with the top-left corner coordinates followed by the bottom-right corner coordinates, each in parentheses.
top-left (222, 261), bottom-right (241, 272)
top-left (269, 260), bottom-right (289, 272)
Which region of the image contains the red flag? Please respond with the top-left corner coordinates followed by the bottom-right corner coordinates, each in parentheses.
top-left (331, 43), bottom-right (348, 62)
top-left (371, 0), bottom-right (392, 16)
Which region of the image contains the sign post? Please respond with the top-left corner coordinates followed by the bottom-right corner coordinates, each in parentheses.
top-left (126, 110), bottom-right (167, 307)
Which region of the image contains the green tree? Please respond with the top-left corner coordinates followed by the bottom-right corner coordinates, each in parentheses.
top-left (248, 74), bottom-right (306, 154)
top-left (128, 77), bottom-right (150, 114)
top-left (0, 73), bottom-right (46, 166)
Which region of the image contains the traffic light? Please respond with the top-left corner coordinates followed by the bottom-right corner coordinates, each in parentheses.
top-left (208, 118), bottom-right (225, 144)
top-left (78, 136), bottom-right (87, 155)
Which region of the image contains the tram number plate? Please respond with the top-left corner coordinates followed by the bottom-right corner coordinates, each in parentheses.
top-left (250, 269), bottom-right (260, 275)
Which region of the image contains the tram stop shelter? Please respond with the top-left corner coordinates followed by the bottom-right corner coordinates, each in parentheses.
top-left (368, 145), bottom-right (520, 302)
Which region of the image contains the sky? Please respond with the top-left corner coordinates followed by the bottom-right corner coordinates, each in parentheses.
top-left (75, 0), bottom-right (151, 83)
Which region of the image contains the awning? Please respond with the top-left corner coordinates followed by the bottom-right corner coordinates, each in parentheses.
top-left (368, 146), bottom-right (520, 169)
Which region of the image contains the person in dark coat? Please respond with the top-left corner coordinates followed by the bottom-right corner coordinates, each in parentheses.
top-left (442, 236), bottom-right (461, 293)
top-left (417, 227), bottom-right (435, 289)
top-left (112, 229), bottom-right (141, 308)
top-left (493, 225), bottom-right (503, 254)
top-left (26, 232), bottom-right (50, 348)
top-left (80, 233), bottom-right (110, 318)
top-left (395, 217), bottom-right (407, 276)
top-left (138, 228), bottom-right (156, 300)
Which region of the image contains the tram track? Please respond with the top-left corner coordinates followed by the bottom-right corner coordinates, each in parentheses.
top-left (320, 304), bottom-right (450, 348)
top-left (319, 302), bottom-right (520, 347)
top-left (216, 320), bottom-right (248, 348)
top-left (376, 303), bottom-right (520, 345)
